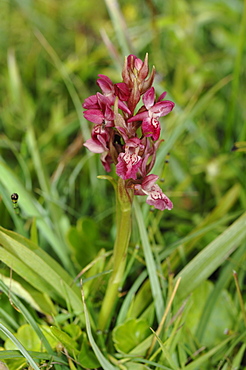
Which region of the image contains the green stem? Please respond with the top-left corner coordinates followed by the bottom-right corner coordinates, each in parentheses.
top-left (98, 178), bottom-right (133, 331)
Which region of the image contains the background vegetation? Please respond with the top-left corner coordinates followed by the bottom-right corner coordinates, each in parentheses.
top-left (0, 0), bottom-right (245, 369)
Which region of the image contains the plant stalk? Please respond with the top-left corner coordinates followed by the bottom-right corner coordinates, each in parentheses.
top-left (98, 178), bottom-right (133, 331)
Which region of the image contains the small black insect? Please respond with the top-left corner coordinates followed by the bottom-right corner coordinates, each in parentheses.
top-left (11, 193), bottom-right (20, 215)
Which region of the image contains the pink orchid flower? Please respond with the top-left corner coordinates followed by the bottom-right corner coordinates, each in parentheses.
top-left (83, 93), bottom-right (114, 126)
top-left (128, 87), bottom-right (174, 141)
top-left (116, 138), bottom-right (143, 180)
top-left (83, 124), bottom-right (110, 153)
top-left (97, 75), bottom-right (131, 114)
top-left (134, 175), bottom-right (173, 211)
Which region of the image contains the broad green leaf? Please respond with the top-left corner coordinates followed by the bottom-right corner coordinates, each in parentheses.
top-left (0, 275), bottom-right (56, 315)
top-left (0, 247), bottom-right (61, 303)
top-left (0, 230), bottom-right (83, 317)
top-left (195, 244), bottom-right (246, 343)
top-left (50, 327), bottom-right (79, 355)
top-left (66, 217), bottom-right (99, 268)
top-left (0, 357), bottom-right (25, 370)
top-left (112, 318), bottom-right (150, 354)
top-left (176, 212), bottom-right (246, 300)
top-left (0, 226), bottom-right (75, 287)
top-left (0, 324), bottom-right (40, 370)
top-left (184, 281), bottom-right (234, 346)
top-left (4, 324), bottom-right (58, 352)
top-left (0, 161), bottom-right (71, 270)
top-left (78, 333), bottom-right (100, 369)
top-left (63, 324), bottom-right (82, 341)
top-left (0, 280), bottom-right (55, 356)
top-left (129, 334), bottom-right (153, 356)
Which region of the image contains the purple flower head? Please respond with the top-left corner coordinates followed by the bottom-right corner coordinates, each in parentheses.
top-left (83, 54), bottom-right (175, 211)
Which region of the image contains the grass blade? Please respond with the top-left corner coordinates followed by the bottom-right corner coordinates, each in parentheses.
top-left (81, 282), bottom-right (117, 370)
top-left (134, 199), bottom-right (164, 323)
top-left (176, 212), bottom-right (246, 300)
top-left (0, 323), bottom-right (40, 370)
top-left (0, 280), bottom-right (54, 356)
top-left (0, 161), bottom-right (71, 269)
top-left (184, 335), bottom-right (237, 370)
top-left (103, 0), bottom-right (131, 56)
top-left (0, 230), bottom-right (83, 316)
top-left (195, 244), bottom-right (246, 342)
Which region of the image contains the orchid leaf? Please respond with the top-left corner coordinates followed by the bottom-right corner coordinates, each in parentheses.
top-left (176, 212), bottom-right (246, 300)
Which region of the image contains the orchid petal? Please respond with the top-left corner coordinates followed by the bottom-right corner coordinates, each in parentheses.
top-left (150, 101), bottom-right (175, 117)
top-left (127, 111), bottom-right (148, 123)
top-left (83, 109), bottom-right (104, 124)
top-left (83, 138), bottom-right (105, 153)
top-left (143, 87), bottom-right (155, 110)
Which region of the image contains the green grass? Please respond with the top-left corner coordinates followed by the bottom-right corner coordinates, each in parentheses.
top-left (0, 0), bottom-right (245, 369)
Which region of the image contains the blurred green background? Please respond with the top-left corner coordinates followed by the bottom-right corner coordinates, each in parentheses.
top-left (0, 1), bottom-right (246, 368)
